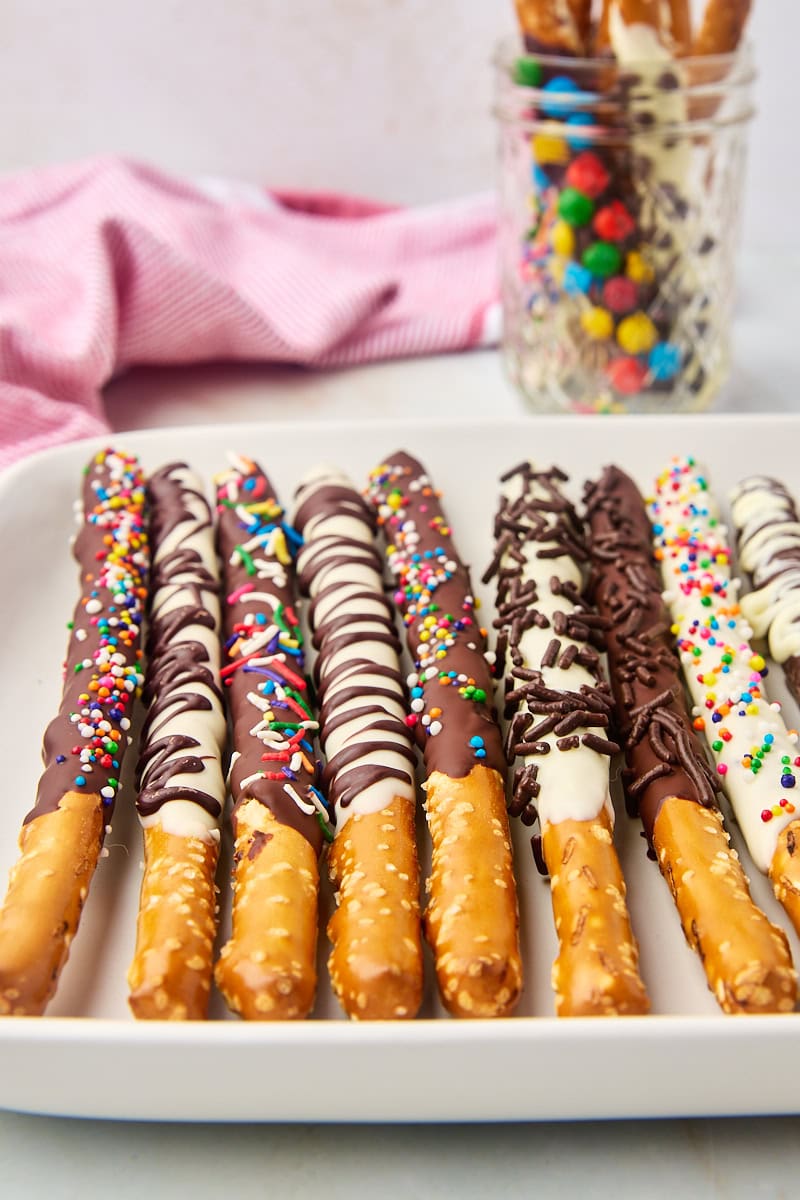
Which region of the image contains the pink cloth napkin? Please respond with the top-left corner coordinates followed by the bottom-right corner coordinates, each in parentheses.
top-left (0, 156), bottom-right (501, 469)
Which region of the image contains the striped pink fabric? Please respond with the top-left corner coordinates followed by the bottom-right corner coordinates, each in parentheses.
top-left (0, 156), bottom-right (500, 469)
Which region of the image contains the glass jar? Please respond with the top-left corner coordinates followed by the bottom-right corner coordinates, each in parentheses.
top-left (494, 40), bottom-right (756, 414)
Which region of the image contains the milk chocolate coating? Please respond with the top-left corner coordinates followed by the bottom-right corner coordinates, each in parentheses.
top-left (584, 464), bottom-right (718, 841)
top-left (366, 451), bottom-right (505, 780)
top-left (136, 462), bottom-right (225, 821)
top-left (32, 449), bottom-right (148, 824)
top-left (216, 460), bottom-right (332, 856)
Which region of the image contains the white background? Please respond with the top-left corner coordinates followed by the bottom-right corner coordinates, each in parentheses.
top-left (0, 1), bottom-right (796, 250)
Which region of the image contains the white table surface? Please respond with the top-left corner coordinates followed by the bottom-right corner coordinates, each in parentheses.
top-left (3, 247), bottom-right (800, 1198)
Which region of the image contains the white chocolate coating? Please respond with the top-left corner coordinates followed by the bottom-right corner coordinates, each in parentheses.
top-left (138, 464), bottom-right (227, 842)
top-left (730, 476), bottom-right (800, 663)
top-left (649, 459), bottom-right (800, 874)
top-left (293, 464), bottom-right (416, 828)
top-left (494, 467), bottom-right (616, 828)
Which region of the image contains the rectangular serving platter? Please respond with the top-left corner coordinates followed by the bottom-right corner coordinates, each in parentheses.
top-left (2, 413), bottom-right (800, 1123)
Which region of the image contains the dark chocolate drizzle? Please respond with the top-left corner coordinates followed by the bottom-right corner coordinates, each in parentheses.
top-left (293, 468), bottom-right (417, 813)
top-left (135, 463), bottom-right (226, 822)
top-left (583, 464), bottom-right (719, 842)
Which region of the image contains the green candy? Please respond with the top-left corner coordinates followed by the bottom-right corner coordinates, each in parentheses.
top-left (557, 187), bottom-right (594, 228)
top-left (513, 57), bottom-right (542, 87)
top-left (582, 240), bottom-right (622, 278)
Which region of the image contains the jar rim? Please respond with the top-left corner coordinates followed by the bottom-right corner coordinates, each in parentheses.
top-left (493, 33), bottom-right (755, 77)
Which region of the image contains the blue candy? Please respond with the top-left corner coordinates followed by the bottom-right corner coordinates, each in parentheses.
top-left (649, 341), bottom-right (682, 381)
top-left (563, 261), bottom-right (593, 295)
top-left (541, 75), bottom-right (582, 118)
top-left (565, 112), bottom-right (596, 149)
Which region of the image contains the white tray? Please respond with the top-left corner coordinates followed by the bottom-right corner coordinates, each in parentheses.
top-left (2, 413), bottom-right (800, 1122)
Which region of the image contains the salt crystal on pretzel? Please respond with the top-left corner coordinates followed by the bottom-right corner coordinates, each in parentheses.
top-left (486, 461), bottom-right (649, 1017)
top-left (214, 456), bottom-right (334, 1020)
top-left (586, 465), bottom-right (795, 1014)
top-left (650, 457), bottom-right (800, 940)
top-left (366, 453), bottom-right (522, 1019)
top-left (0, 448), bottom-right (148, 1016)
top-left (127, 463), bottom-right (227, 1021)
top-left (293, 465), bottom-right (423, 1020)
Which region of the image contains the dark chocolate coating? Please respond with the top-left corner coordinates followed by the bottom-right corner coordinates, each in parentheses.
top-left (32, 449), bottom-right (148, 825)
top-left (584, 464), bottom-right (718, 841)
top-left (216, 460), bottom-right (332, 855)
top-left (366, 451), bottom-right (505, 780)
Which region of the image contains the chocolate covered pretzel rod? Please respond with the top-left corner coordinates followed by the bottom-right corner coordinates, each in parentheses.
top-left (730, 476), bottom-right (800, 707)
top-left (127, 463), bottom-right (227, 1020)
top-left (486, 462), bottom-right (649, 1017)
top-left (650, 458), bottom-right (800, 939)
top-left (293, 465), bottom-right (423, 1021)
top-left (214, 457), bottom-right (334, 1020)
top-left (366, 453), bottom-right (522, 1019)
top-left (514, 0), bottom-right (592, 54)
top-left (586, 465), bottom-right (795, 1014)
top-left (0, 448), bottom-right (148, 1016)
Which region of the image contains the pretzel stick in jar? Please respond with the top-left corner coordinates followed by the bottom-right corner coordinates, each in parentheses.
top-left (693, 0), bottom-right (752, 56)
top-left (0, 448), bottom-right (148, 1016)
top-left (486, 462), bottom-right (649, 1017)
top-left (514, 0), bottom-right (592, 54)
top-left (214, 457), bottom-right (334, 1020)
top-left (585, 465), bottom-right (795, 1014)
top-left (293, 465), bottom-right (423, 1020)
top-left (366, 454), bottom-right (522, 1019)
top-left (127, 463), bottom-right (227, 1020)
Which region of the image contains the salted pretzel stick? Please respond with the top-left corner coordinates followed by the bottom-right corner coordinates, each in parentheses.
top-left (650, 458), bottom-right (800, 940)
top-left (0, 448), bottom-right (148, 1016)
top-left (127, 463), bottom-right (227, 1020)
top-left (485, 462), bottom-right (649, 1017)
top-left (730, 476), bottom-right (800, 708)
top-left (585, 465), bottom-right (795, 1014)
top-left (214, 457), bottom-right (334, 1020)
top-left (514, 0), bottom-right (592, 54)
top-left (293, 465), bottom-right (423, 1020)
top-left (693, 0), bottom-right (752, 56)
top-left (366, 454), bottom-right (522, 1019)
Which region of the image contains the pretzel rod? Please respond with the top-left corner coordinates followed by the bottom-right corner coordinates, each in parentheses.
top-left (485, 462), bottom-right (649, 1017)
top-left (514, 0), bottom-right (592, 54)
top-left (293, 466), bottom-right (423, 1020)
top-left (693, 0), bottom-right (752, 56)
top-left (649, 458), bottom-right (800, 938)
top-left (730, 476), bottom-right (800, 707)
top-left (585, 465), bottom-right (795, 1013)
top-left (127, 463), bottom-right (227, 1020)
top-left (366, 453), bottom-right (522, 1018)
top-left (595, 0), bottom-right (672, 54)
top-left (0, 449), bottom-right (148, 1016)
top-left (214, 457), bottom-right (334, 1020)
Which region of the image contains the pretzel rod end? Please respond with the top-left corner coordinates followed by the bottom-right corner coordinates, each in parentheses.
top-left (214, 800), bottom-right (320, 1021)
top-left (769, 820), bottom-right (800, 945)
top-left (127, 825), bottom-right (220, 1021)
top-left (424, 767), bottom-right (523, 1019)
top-left (0, 792), bottom-right (105, 1016)
top-left (542, 809), bottom-right (650, 1017)
top-left (327, 799), bottom-right (423, 1021)
top-left (655, 799), bottom-right (796, 1014)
